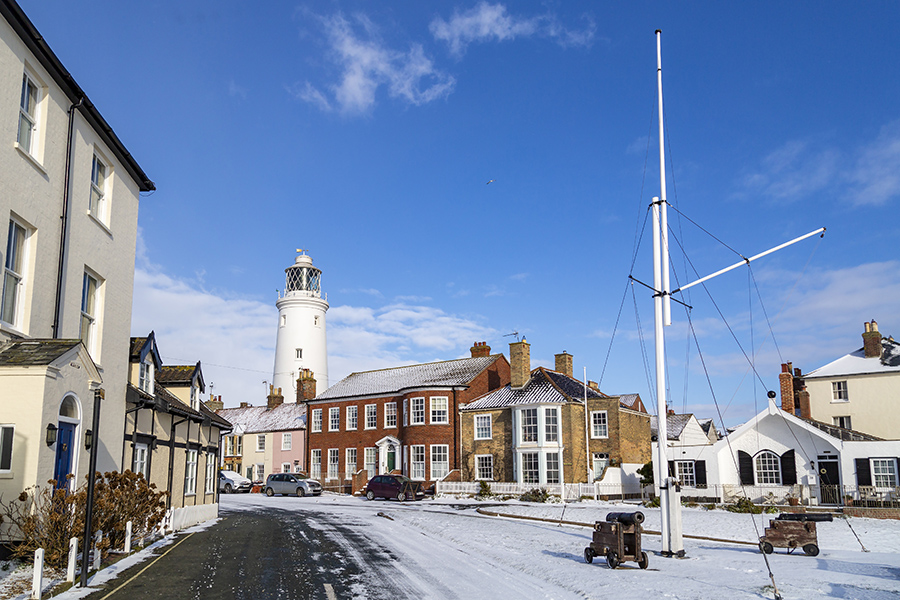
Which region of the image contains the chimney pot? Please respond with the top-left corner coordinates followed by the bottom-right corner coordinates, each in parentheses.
top-left (862, 320), bottom-right (883, 359)
top-left (470, 341), bottom-right (491, 358)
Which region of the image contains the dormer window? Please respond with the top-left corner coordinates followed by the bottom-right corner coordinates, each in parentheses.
top-left (190, 385), bottom-right (198, 410)
top-left (139, 359), bottom-right (154, 394)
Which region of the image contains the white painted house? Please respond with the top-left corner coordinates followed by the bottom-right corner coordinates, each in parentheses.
top-left (0, 0), bottom-right (153, 516)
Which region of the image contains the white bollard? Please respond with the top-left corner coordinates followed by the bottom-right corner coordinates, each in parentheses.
top-left (125, 521), bottom-right (132, 553)
top-left (93, 530), bottom-right (102, 572)
top-left (31, 548), bottom-right (43, 600)
top-left (66, 537), bottom-right (78, 582)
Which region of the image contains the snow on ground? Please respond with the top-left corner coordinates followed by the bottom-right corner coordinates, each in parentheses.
top-left (223, 493), bottom-right (900, 600)
top-left (25, 493), bottom-right (900, 600)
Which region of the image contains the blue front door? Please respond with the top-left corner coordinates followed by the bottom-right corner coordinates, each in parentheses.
top-left (53, 422), bottom-right (76, 489)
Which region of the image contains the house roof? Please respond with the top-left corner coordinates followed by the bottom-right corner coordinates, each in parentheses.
top-left (216, 403), bottom-right (307, 434)
top-left (0, 1), bottom-right (154, 191)
top-left (316, 355), bottom-right (503, 400)
top-left (130, 334), bottom-right (161, 368)
top-left (128, 382), bottom-right (231, 429)
top-left (650, 414), bottom-right (695, 441)
top-left (804, 337), bottom-right (900, 379)
top-left (697, 418), bottom-right (717, 437)
top-left (617, 393), bottom-right (643, 411)
top-left (799, 417), bottom-right (882, 441)
top-left (462, 367), bottom-right (627, 412)
top-left (0, 339), bottom-right (82, 366)
top-left (157, 363), bottom-right (204, 391)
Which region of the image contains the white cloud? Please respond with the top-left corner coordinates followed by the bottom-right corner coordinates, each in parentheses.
top-left (430, 2), bottom-right (595, 56)
top-left (295, 13), bottom-right (455, 114)
top-left (738, 120), bottom-right (900, 206)
top-left (132, 257), bottom-right (495, 406)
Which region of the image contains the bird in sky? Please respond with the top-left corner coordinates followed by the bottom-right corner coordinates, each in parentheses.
top-left (486, 179), bottom-right (495, 185)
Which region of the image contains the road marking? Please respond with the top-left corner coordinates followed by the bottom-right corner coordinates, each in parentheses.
top-left (324, 583), bottom-right (337, 600)
top-left (96, 532), bottom-right (196, 599)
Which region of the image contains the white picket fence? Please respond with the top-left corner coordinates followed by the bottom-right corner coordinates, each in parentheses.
top-left (436, 481), bottom-right (646, 500)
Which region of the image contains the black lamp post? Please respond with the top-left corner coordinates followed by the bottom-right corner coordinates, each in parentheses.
top-left (80, 388), bottom-right (103, 587)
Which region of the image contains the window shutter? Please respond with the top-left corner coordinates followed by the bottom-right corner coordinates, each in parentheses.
top-left (738, 450), bottom-right (753, 485)
top-left (855, 458), bottom-right (872, 487)
top-left (695, 461), bottom-right (707, 486)
top-left (668, 460), bottom-right (675, 477)
top-left (780, 449), bottom-right (797, 485)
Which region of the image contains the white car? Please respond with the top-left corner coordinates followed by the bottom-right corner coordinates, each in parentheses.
top-left (219, 470), bottom-right (252, 493)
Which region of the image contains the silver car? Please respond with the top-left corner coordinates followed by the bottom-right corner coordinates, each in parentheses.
top-left (264, 473), bottom-right (323, 497)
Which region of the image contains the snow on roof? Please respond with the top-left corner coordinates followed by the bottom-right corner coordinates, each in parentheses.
top-left (216, 403), bottom-right (307, 433)
top-left (650, 414), bottom-right (694, 440)
top-left (805, 337), bottom-right (900, 379)
top-left (462, 370), bottom-right (569, 411)
top-left (317, 355), bottom-right (501, 400)
top-left (617, 393), bottom-right (642, 410)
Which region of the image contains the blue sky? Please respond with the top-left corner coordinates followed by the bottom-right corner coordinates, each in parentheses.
top-left (21, 1), bottom-right (900, 426)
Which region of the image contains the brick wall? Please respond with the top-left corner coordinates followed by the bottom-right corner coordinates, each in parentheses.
top-left (562, 402), bottom-right (587, 482)
top-left (461, 408), bottom-right (514, 481)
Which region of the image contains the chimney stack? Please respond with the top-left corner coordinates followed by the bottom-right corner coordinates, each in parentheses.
top-left (509, 338), bottom-right (531, 389)
top-left (266, 385), bottom-right (284, 410)
top-left (862, 320), bottom-right (883, 359)
top-left (296, 368), bottom-right (317, 402)
top-left (205, 394), bottom-right (224, 412)
top-left (587, 380), bottom-right (599, 391)
top-left (554, 352), bottom-right (573, 378)
top-left (779, 363), bottom-right (795, 414)
top-left (470, 341), bottom-right (491, 358)
top-left (239, 402), bottom-right (250, 408)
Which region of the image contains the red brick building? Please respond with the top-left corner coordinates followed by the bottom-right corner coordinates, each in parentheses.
top-left (305, 343), bottom-right (509, 489)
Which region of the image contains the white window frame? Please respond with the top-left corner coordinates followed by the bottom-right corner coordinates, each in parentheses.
top-left (327, 448), bottom-right (340, 480)
top-left (591, 410), bottom-right (608, 439)
top-left (255, 463), bottom-right (265, 482)
top-left (475, 454), bottom-right (493, 481)
top-left (544, 407), bottom-right (559, 443)
top-left (311, 408), bottom-right (322, 433)
top-left (364, 447), bottom-right (377, 478)
top-left (675, 460), bottom-right (696, 487)
top-left (403, 398), bottom-right (409, 426)
top-left (205, 455), bottom-right (216, 494)
top-left (329, 407), bottom-right (340, 432)
top-left (282, 462), bottom-right (292, 473)
top-left (871, 458), bottom-right (898, 491)
top-left (474, 414), bottom-right (492, 440)
top-left (138, 359), bottom-right (154, 394)
top-left (133, 443), bottom-right (148, 479)
top-left (345, 447), bottom-right (357, 479)
top-left (411, 445), bottom-right (426, 480)
top-left (522, 452), bottom-right (540, 484)
top-left (184, 450), bottom-right (198, 495)
top-left (521, 408), bottom-right (538, 443)
top-left (365, 404), bottom-right (377, 430)
top-left (592, 452), bottom-right (609, 480)
top-left (346, 405), bottom-right (358, 430)
top-left (411, 397), bottom-right (425, 425)
top-left (256, 434), bottom-right (266, 452)
top-left (430, 445), bottom-right (449, 480)
top-left (832, 381), bottom-right (849, 402)
top-left (311, 450), bottom-right (322, 479)
top-left (2, 219), bottom-right (28, 328)
top-left (385, 402), bottom-right (397, 428)
top-left (2, 426), bottom-right (17, 473)
top-left (282, 432), bottom-right (292, 451)
top-left (89, 153), bottom-right (109, 225)
top-left (80, 271), bottom-right (101, 357)
top-left (545, 452), bottom-right (560, 484)
top-left (430, 397), bottom-right (449, 424)
top-left (189, 385), bottom-right (198, 410)
top-left (754, 451), bottom-right (782, 485)
top-left (833, 416), bottom-right (852, 430)
top-left (16, 71), bottom-right (41, 157)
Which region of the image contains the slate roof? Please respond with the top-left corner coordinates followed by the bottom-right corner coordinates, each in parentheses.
top-left (650, 414), bottom-right (695, 441)
top-left (157, 364), bottom-right (198, 386)
top-left (0, 339), bottom-right (81, 366)
top-left (316, 355), bottom-right (502, 400)
top-left (542, 370), bottom-right (609, 400)
top-left (799, 417), bottom-right (882, 441)
top-left (216, 403), bottom-right (307, 434)
top-left (128, 382), bottom-right (231, 429)
top-left (617, 393), bottom-right (644, 411)
top-left (804, 337), bottom-right (900, 378)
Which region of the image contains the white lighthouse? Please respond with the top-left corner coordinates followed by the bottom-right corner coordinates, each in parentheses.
top-left (272, 250), bottom-right (328, 396)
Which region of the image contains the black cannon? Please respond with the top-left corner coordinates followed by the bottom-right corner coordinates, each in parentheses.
top-left (759, 513), bottom-right (833, 556)
top-left (584, 511), bottom-right (648, 569)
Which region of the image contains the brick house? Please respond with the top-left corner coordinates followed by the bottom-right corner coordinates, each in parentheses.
top-left (305, 343), bottom-right (509, 490)
top-left (214, 378), bottom-right (311, 483)
top-left (460, 340), bottom-right (651, 487)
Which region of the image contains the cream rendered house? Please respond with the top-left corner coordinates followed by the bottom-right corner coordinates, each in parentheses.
top-left (0, 0), bottom-right (153, 515)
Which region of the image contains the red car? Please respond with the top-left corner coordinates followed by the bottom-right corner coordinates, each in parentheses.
top-left (365, 474), bottom-right (424, 501)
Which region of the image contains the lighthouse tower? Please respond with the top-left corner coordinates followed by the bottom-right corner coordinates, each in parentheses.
top-left (272, 250), bottom-right (328, 396)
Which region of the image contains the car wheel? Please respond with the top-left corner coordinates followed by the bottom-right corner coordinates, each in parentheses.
top-left (265, 487), bottom-right (274, 497)
top-left (296, 487), bottom-right (306, 498)
top-left (397, 491), bottom-right (406, 502)
top-left (224, 483), bottom-right (232, 494)
top-left (606, 550), bottom-right (619, 569)
top-left (583, 547), bottom-right (594, 564)
top-left (638, 551), bottom-right (649, 570)
top-left (366, 490), bottom-right (375, 501)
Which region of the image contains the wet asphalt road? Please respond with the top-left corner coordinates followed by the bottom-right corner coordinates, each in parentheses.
top-left (79, 504), bottom-right (414, 600)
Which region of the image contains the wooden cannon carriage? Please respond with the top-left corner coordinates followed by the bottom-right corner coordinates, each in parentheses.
top-left (758, 513), bottom-right (833, 557)
top-left (583, 511), bottom-right (649, 569)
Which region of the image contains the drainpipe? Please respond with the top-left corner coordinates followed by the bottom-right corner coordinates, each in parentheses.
top-left (52, 98), bottom-right (83, 339)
